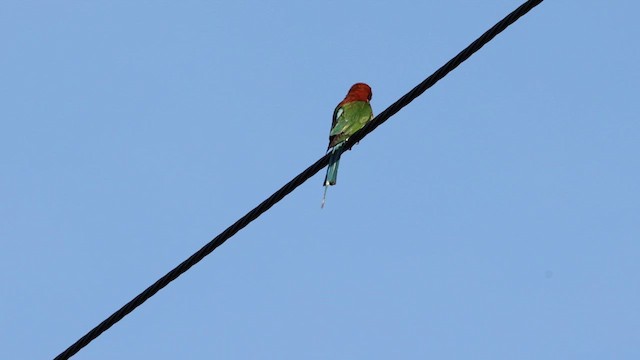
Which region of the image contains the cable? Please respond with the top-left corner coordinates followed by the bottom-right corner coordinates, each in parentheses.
top-left (344, 0), bottom-right (544, 149)
top-left (54, 1), bottom-right (544, 358)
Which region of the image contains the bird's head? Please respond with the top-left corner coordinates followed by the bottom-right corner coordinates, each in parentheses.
top-left (345, 83), bottom-right (372, 102)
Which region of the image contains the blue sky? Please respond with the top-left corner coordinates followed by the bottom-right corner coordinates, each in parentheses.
top-left (2, 1), bottom-right (639, 359)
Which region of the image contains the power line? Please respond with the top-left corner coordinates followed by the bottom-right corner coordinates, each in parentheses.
top-left (345, 0), bottom-right (544, 149)
top-left (54, 1), bottom-right (544, 358)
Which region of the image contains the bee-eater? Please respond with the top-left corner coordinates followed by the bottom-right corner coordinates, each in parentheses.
top-left (322, 83), bottom-right (373, 208)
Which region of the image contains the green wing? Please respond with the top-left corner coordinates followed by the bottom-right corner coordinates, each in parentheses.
top-left (328, 101), bottom-right (373, 148)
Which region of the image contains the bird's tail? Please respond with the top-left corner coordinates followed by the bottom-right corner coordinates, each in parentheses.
top-left (325, 144), bottom-right (342, 186)
top-left (321, 144), bottom-right (343, 208)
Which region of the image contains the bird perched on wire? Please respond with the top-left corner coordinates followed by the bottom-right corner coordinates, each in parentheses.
top-left (322, 83), bottom-right (373, 208)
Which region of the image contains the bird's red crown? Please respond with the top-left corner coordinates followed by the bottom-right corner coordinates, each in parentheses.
top-left (341, 83), bottom-right (372, 104)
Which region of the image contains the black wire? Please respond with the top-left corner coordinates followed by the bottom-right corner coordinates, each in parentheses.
top-left (344, 0), bottom-right (544, 149)
top-left (54, 1), bottom-right (544, 358)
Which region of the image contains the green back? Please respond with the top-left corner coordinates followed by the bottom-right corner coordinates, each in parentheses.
top-left (329, 101), bottom-right (373, 146)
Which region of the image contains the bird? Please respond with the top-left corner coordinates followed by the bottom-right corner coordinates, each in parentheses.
top-left (322, 83), bottom-right (373, 208)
